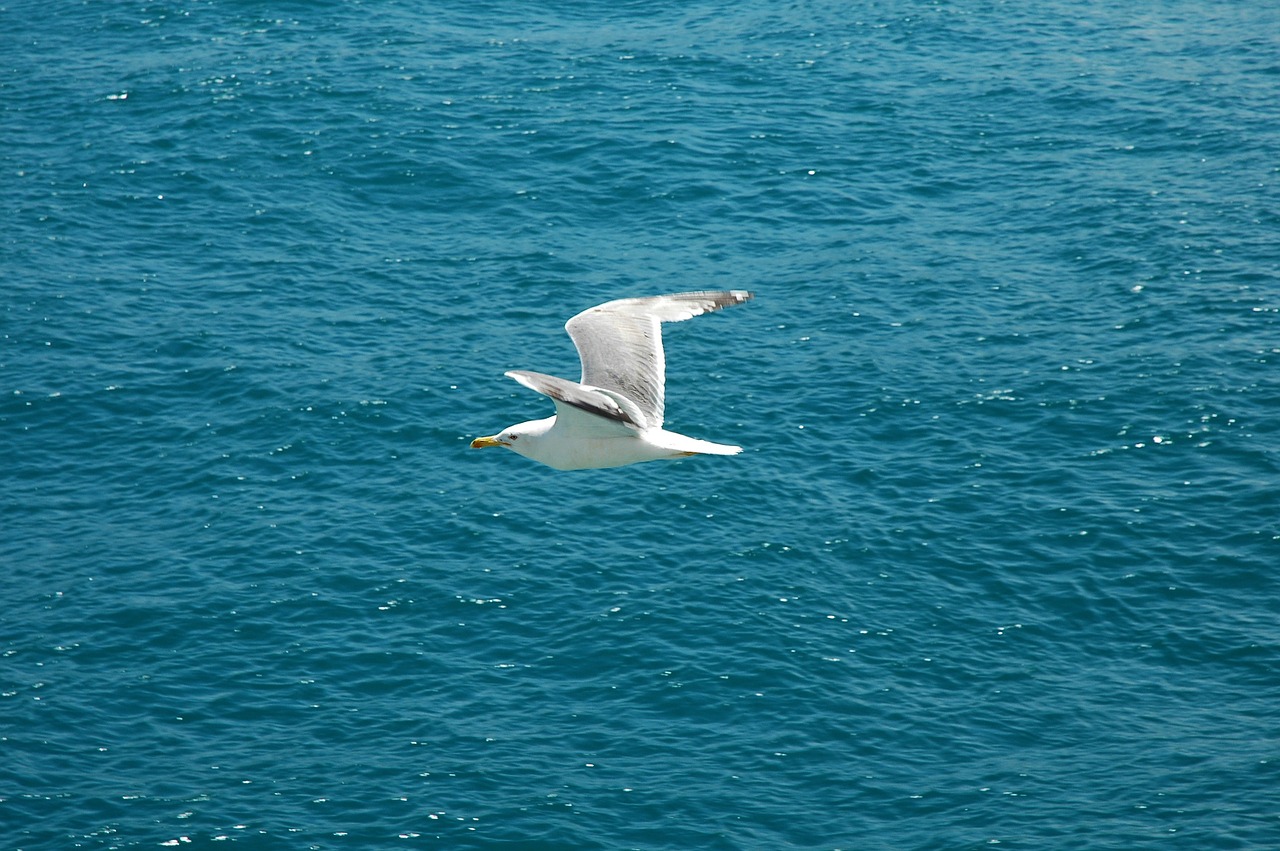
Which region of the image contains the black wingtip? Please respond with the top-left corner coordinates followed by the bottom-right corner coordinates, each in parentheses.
top-left (682, 290), bottom-right (754, 308)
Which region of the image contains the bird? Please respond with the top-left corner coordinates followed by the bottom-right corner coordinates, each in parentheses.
top-left (471, 290), bottom-right (754, 470)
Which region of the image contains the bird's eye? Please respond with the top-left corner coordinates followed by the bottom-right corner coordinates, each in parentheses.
top-left (508, 434), bottom-right (518, 441)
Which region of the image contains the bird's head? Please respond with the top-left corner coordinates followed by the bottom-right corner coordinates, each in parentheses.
top-left (470, 418), bottom-right (553, 457)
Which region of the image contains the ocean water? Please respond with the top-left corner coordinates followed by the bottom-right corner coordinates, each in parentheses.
top-left (3, 0), bottom-right (1279, 848)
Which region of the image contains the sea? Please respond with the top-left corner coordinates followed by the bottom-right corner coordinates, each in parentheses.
top-left (2, 1), bottom-right (1278, 848)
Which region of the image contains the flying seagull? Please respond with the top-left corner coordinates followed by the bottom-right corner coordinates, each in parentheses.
top-left (471, 290), bottom-right (754, 470)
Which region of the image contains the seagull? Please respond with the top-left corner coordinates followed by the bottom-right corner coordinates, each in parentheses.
top-left (471, 290), bottom-right (754, 470)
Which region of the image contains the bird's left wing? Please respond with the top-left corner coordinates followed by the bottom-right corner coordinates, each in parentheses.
top-left (505, 370), bottom-right (645, 430)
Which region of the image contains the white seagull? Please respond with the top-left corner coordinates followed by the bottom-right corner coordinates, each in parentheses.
top-left (471, 290), bottom-right (754, 470)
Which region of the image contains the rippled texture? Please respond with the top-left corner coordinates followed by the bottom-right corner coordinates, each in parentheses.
top-left (3, 1), bottom-right (1278, 848)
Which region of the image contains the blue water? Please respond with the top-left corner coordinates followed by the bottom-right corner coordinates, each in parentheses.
top-left (4, 1), bottom-right (1279, 848)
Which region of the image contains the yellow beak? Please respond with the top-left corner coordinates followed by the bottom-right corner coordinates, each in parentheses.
top-left (470, 435), bottom-right (506, 449)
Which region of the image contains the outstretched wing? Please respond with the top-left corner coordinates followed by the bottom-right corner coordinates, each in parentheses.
top-left (563, 290), bottom-right (752, 427)
top-left (505, 370), bottom-right (644, 430)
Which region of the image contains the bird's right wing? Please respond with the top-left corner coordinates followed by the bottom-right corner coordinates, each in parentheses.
top-left (564, 290), bottom-right (753, 427)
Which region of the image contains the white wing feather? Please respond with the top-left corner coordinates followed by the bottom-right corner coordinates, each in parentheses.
top-left (505, 370), bottom-right (643, 429)
top-left (563, 290), bottom-right (752, 427)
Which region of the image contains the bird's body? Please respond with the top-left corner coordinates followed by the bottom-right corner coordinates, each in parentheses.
top-left (471, 290), bottom-right (753, 470)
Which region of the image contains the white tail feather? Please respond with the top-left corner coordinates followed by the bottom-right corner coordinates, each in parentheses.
top-left (650, 429), bottom-right (743, 457)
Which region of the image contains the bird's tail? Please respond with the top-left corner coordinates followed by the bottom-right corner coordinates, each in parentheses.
top-left (653, 429), bottom-right (743, 457)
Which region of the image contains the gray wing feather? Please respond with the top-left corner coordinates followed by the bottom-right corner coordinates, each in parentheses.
top-left (505, 370), bottom-right (643, 429)
top-left (563, 290), bottom-right (752, 427)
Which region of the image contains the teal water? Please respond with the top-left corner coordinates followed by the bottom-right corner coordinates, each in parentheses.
top-left (3, 1), bottom-right (1279, 848)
